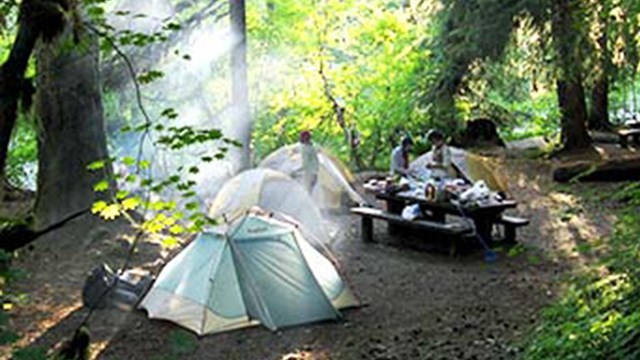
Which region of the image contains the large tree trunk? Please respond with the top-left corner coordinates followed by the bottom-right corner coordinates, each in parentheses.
top-left (33, 23), bottom-right (112, 229)
top-left (589, 78), bottom-right (610, 130)
top-left (552, 0), bottom-right (592, 151)
top-left (0, 1), bottom-right (43, 186)
top-left (230, 0), bottom-right (251, 170)
top-left (557, 79), bottom-right (592, 150)
top-left (588, 6), bottom-right (611, 130)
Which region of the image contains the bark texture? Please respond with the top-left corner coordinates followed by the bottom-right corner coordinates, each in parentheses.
top-left (552, 0), bottom-right (592, 151)
top-left (0, 0), bottom-right (67, 183)
top-left (588, 6), bottom-right (611, 130)
top-left (33, 24), bottom-right (112, 229)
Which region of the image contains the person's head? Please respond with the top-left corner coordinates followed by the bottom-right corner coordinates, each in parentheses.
top-left (300, 130), bottom-right (311, 144)
top-left (427, 129), bottom-right (445, 147)
top-left (401, 136), bottom-right (413, 151)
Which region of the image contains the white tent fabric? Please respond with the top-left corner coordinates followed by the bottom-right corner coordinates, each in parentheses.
top-left (259, 144), bottom-right (366, 209)
top-left (140, 212), bottom-right (358, 335)
top-left (410, 147), bottom-right (508, 193)
top-left (208, 168), bottom-right (334, 242)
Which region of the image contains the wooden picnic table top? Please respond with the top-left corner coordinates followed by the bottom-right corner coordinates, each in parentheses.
top-left (376, 190), bottom-right (517, 216)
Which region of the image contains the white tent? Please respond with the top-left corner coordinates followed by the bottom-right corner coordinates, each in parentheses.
top-left (140, 211), bottom-right (358, 335)
top-left (410, 147), bottom-right (508, 193)
top-left (259, 144), bottom-right (366, 209)
top-left (208, 168), bottom-right (334, 242)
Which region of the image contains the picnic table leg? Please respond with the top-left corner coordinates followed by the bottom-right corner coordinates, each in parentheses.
top-left (504, 224), bottom-right (517, 244)
top-left (386, 199), bottom-right (405, 234)
top-left (473, 217), bottom-right (495, 247)
top-left (449, 238), bottom-right (459, 257)
top-left (620, 134), bottom-right (629, 148)
top-left (361, 216), bottom-right (374, 243)
top-left (431, 210), bottom-right (446, 223)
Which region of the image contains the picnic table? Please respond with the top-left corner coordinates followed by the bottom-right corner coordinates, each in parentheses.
top-left (618, 128), bottom-right (640, 148)
top-left (376, 190), bottom-right (518, 245)
top-left (353, 181), bottom-right (529, 255)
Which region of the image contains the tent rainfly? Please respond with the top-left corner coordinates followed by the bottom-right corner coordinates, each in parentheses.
top-left (259, 144), bottom-right (367, 209)
top-left (140, 211), bottom-right (359, 335)
top-left (410, 147), bottom-right (508, 193)
top-left (208, 168), bottom-right (334, 242)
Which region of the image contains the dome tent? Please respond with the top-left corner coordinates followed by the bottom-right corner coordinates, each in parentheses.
top-left (208, 168), bottom-right (333, 242)
top-left (140, 210), bottom-right (358, 335)
top-left (410, 147), bottom-right (508, 193)
top-left (259, 144), bottom-right (366, 209)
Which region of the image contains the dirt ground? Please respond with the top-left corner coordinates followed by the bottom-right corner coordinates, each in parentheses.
top-left (2, 154), bottom-right (626, 360)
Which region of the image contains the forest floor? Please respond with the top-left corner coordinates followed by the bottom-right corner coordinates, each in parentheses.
top-left (2, 150), bottom-right (629, 360)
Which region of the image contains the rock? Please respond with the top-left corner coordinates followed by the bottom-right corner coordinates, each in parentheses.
top-left (506, 136), bottom-right (550, 151)
top-left (455, 119), bottom-right (506, 148)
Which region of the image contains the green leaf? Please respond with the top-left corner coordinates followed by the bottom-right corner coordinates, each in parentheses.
top-left (121, 197), bottom-right (141, 211)
top-left (138, 70), bottom-right (164, 85)
top-left (163, 22), bottom-right (181, 31)
top-left (116, 190), bottom-right (130, 200)
top-left (93, 180), bottom-right (110, 192)
top-left (122, 156), bottom-right (136, 166)
top-left (162, 236), bottom-right (181, 248)
top-left (100, 204), bottom-right (121, 220)
top-left (182, 191), bottom-right (197, 198)
top-left (87, 6), bottom-right (105, 18)
top-left (185, 202), bottom-right (199, 211)
top-left (91, 201), bottom-right (108, 214)
top-left (160, 108), bottom-right (179, 120)
top-left (140, 160), bottom-right (151, 169)
top-left (169, 224), bottom-right (184, 235)
top-left (87, 160), bottom-right (106, 171)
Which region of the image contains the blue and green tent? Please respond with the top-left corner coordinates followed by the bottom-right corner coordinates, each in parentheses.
top-left (140, 211), bottom-right (358, 335)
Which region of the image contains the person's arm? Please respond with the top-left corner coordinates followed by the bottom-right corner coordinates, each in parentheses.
top-left (427, 147), bottom-right (451, 170)
top-left (441, 146), bottom-right (452, 168)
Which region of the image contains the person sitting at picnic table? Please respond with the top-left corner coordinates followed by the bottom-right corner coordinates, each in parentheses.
top-left (390, 136), bottom-right (414, 178)
top-left (300, 130), bottom-right (319, 193)
top-left (426, 129), bottom-right (456, 179)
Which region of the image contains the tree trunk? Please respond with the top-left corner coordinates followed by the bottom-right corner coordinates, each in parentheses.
top-left (33, 23), bottom-right (112, 229)
top-left (552, 0), bottom-right (592, 151)
top-left (557, 79), bottom-right (592, 150)
top-left (230, 0), bottom-right (251, 170)
top-left (553, 158), bottom-right (640, 183)
top-left (588, 6), bottom-right (611, 130)
top-left (589, 79), bottom-right (610, 131)
top-left (0, 3), bottom-right (40, 185)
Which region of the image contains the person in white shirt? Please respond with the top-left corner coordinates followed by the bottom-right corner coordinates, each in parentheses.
top-left (426, 129), bottom-right (455, 179)
top-left (300, 130), bottom-right (319, 193)
top-left (390, 136), bottom-right (413, 177)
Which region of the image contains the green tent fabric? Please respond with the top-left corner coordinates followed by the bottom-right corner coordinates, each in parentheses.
top-left (140, 211), bottom-right (358, 335)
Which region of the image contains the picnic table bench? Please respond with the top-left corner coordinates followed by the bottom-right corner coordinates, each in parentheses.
top-left (497, 214), bottom-right (530, 243)
top-left (350, 207), bottom-right (473, 255)
top-left (617, 128), bottom-right (640, 148)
